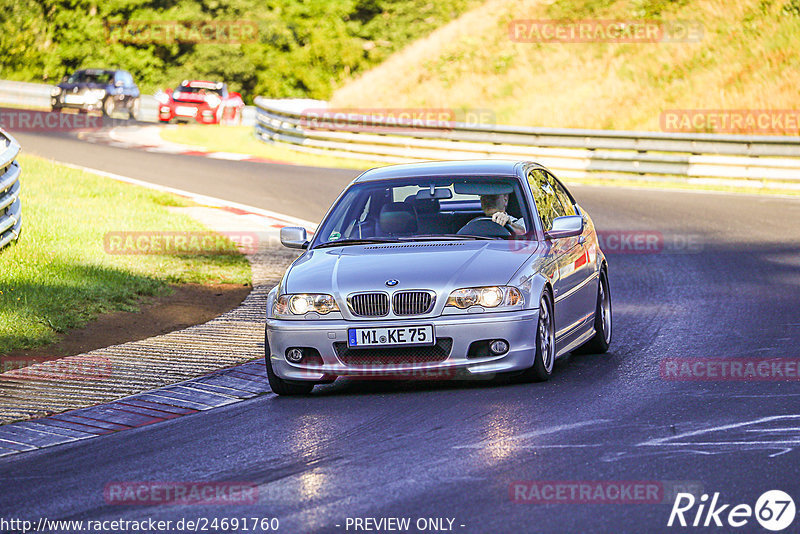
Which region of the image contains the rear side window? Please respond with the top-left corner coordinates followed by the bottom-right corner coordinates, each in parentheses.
top-left (527, 169), bottom-right (566, 230)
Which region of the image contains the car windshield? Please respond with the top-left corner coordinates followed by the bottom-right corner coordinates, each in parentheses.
top-left (175, 86), bottom-right (223, 96)
top-left (67, 71), bottom-right (113, 84)
top-left (314, 176), bottom-right (531, 247)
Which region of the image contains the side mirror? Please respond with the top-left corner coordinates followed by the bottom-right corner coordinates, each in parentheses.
top-left (545, 215), bottom-right (583, 240)
top-left (280, 227), bottom-right (308, 249)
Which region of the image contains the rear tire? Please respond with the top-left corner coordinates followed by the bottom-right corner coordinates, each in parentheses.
top-left (129, 98), bottom-right (140, 120)
top-left (574, 269), bottom-right (612, 354)
top-left (517, 290), bottom-right (555, 382)
top-left (265, 331), bottom-right (314, 396)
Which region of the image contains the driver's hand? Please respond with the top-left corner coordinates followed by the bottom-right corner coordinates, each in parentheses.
top-left (492, 212), bottom-right (510, 226)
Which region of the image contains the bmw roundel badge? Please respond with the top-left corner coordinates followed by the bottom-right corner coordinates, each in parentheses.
top-left (385, 279), bottom-right (399, 287)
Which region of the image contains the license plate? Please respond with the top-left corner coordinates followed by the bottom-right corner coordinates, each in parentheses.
top-left (64, 95), bottom-right (84, 104)
top-left (348, 325), bottom-right (434, 348)
top-left (175, 106), bottom-right (197, 116)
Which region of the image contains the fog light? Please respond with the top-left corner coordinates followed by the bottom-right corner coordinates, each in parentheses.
top-left (489, 340), bottom-right (509, 355)
top-left (286, 348), bottom-right (303, 363)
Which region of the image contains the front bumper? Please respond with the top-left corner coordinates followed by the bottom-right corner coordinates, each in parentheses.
top-left (52, 94), bottom-right (104, 111)
top-left (161, 104), bottom-right (219, 124)
top-left (267, 310), bottom-right (539, 381)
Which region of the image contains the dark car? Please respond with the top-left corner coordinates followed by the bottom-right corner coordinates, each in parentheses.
top-left (51, 69), bottom-right (140, 118)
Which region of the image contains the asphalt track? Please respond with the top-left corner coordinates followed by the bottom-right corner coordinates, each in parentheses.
top-left (3, 129), bottom-right (800, 533)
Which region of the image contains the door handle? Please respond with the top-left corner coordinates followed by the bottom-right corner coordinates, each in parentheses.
top-left (578, 235), bottom-right (586, 245)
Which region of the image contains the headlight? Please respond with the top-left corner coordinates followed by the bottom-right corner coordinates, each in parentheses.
top-left (206, 94), bottom-right (222, 108)
top-left (51, 87), bottom-right (62, 97)
top-left (273, 294), bottom-right (339, 317)
top-left (446, 286), bottom-right (523, 309)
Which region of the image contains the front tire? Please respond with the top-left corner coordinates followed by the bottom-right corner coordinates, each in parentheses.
top-left (265, 332), bottom-right (314, 396)
top-left (575, 269), bottom-right (612, 354)
top-left (517, 290), bottom-right (555, 382)
top-left (103, 97), bottom-right (115, 117)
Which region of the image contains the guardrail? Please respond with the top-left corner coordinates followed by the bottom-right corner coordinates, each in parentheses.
top-left (254, 97), bottom-right (800, 190)
top-left (0, 80), bottom-right (53, 110)
top-left (0, 128), bottom-right (21, 249)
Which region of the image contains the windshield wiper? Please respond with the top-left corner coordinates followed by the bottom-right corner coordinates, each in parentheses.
top-left (398, 234), bottom-right (496, 241)
top-left (314, 238), bottom-right (401, 249)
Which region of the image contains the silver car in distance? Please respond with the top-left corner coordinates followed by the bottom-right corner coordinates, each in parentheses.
top-left (265, 160), bottom-right (611, 395)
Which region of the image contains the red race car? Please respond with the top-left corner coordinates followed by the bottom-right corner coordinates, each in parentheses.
top-left (156, 80), bottom-right (244, 124)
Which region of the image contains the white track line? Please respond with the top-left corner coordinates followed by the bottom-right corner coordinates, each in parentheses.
top-left (639, 415), bottom-right (800, 446)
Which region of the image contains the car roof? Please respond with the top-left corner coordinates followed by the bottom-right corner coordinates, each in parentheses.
top-left (182, 80), bottom-right (225, 89)
top-left (75, 69), bottom-right (116, 75)
top-left (353, 160), bottom-right (530, 183)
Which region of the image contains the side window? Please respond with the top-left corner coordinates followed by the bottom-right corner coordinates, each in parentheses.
top-left (527, 169), bottom-right (565, 230)
top-left (335, 192), bottom-right (369, 240)
top-left (546, 172), bottom-right (577, 216)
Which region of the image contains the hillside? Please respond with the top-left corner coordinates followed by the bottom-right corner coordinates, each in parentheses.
top-left (331, 0), bottom-right (800, 133)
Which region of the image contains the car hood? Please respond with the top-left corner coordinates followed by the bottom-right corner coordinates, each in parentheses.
top-left (284, 240), bottom-right (540, 297)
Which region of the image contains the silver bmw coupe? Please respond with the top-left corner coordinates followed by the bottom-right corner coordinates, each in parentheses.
top-left (265, 160), bottom-right (611, 395)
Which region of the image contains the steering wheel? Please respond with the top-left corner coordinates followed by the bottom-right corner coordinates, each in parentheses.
top-left (457, 216), bottom-right (513, 238)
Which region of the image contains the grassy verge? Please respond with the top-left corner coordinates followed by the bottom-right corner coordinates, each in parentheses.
top-left (159, 124), bottom-right (373, 170)
top-left (0, 154), bottom-right (251, 354)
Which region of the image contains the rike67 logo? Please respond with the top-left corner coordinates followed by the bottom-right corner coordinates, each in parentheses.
top-left (668, 490), bottom-right (796, 531)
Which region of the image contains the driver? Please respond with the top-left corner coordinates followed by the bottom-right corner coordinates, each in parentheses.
top-left (480, 194), bottom-right (526, 235)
